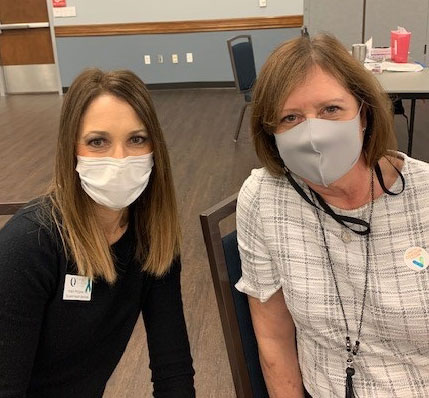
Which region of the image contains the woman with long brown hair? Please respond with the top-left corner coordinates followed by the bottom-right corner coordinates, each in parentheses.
top-left (0, 68), bottom-right (195, 397)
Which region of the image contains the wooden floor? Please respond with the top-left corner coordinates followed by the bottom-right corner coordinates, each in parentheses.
top-left (1, 90), bottom-right (429, 397)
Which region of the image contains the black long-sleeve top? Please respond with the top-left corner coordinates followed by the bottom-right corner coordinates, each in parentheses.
top-left (0, 201), bottom-right (195, 398)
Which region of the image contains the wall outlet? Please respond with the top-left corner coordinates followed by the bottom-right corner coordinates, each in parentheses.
top-left (172, 54), bottom-right (178, 64)
top-left (157, 54), bottom-right (163, 64)
top-left (144, 55), bottom-right (151, 65)
top-left (259, 0), bottom-right (267, 7)
top-left (186, 52), bottom-right (193, 63)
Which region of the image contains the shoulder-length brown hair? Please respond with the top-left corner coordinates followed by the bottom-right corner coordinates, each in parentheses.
top-left (47, 68), bottom-right (180, 283)
top-left (252, 33), bottom-right (397, 176)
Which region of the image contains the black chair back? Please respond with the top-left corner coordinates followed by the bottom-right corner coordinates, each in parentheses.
top-left (222, 230), bottom-right (268, 397)
top-left (226, 35), bottom-right (257, 142)
top-left (200, 194), bottom-right (268, 398)
top-left (228, 38), bottom-right (257, 93)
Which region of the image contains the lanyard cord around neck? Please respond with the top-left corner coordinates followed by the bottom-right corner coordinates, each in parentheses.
top-left (310, 170), bottom-right (374, 398)
top-left (283, 160), bottom-right (404, 236)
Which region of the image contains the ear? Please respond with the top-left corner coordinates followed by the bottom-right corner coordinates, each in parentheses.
top-left (360, 103), bottom-right (367, 131)
top-left (361, 104), bottom-right (373, 148)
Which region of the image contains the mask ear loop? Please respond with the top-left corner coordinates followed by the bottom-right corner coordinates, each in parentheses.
top-left (361, 105), bottom-right (405, 196)
top-left (375, 161), bottom-right (405, 195)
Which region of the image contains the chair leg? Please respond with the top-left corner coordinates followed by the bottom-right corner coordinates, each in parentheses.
top-left (234, 103), bottom-right (249, 142)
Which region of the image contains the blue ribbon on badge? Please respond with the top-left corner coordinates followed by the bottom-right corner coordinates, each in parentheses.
top-left (85, 279), bottom-right (92, 293)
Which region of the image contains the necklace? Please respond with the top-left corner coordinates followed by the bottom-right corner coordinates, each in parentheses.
top-left (329, 194), bottom-right (373, 244)
top-left (311, 169), bottom-right (374, 398)
top-left (341, 230), bottom-right (352, 244)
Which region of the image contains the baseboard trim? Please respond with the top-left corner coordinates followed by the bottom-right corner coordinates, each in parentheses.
top-left (63, 81), bottom-right (235, 93)
top-left (146, 81), bottom-right (235, 90)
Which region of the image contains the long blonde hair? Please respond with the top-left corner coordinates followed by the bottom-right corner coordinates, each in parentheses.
top-left (47, 68), bottom-right (180, 283)
top-left (252, 33), bottom-right (397, 176)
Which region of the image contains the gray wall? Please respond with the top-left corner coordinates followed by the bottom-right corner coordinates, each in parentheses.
top-left (54, 0), bottom-right (302, 25)
top-left (304, 0), bottom-right (364, 49)
top-left (303, 0), bottom-right (429, 64)
top-left (56, 29), bottom-right (301, 86)
top-left (365, 0), bottom-right (429, 64)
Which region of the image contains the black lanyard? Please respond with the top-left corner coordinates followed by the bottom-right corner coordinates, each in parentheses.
top-left (283, 161), bottom-right (405, 236)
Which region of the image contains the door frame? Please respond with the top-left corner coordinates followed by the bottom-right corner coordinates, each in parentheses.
top-left (0, 0), bottom-right (63, 96)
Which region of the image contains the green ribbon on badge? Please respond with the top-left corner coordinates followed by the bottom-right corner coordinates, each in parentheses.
top-left (85, 278), bottom-right (92, 293)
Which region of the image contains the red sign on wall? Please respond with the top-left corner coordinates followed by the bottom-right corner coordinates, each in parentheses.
top-left (52, 0), bottom-right (67, 7)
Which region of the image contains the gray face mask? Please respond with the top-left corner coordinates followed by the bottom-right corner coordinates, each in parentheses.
top-left (274, 106), bottom-right (364, 187)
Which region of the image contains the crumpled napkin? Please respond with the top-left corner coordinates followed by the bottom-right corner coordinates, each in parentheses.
top-left (381, 61), bottom-right (423, 72)
top-left (364, 61), bottom-right (423, 72)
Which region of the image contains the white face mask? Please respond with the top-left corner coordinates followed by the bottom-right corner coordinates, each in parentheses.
top-left (75, 153), bottom-right (154, 210)
top-left (274, 107), bottom-right (363, 187)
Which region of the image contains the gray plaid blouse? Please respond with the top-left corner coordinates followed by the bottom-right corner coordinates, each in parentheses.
top-left (236, 153), bottom-right (429, 397)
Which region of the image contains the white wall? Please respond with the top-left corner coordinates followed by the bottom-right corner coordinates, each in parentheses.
top-left (54, 0), bottom-right (303, 25)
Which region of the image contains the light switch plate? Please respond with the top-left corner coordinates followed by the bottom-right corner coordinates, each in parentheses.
top-left (144, 55), bottom-right (151, 65)
top-left (186, 52), bottom-right (193, 63)
top-left (172, 54), bottom-right (178, 64)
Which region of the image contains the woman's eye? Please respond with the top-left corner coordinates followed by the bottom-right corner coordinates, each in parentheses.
top-left (88, 138), bottom-right (106, 147)
top-left (323, 105), bottom-right (340, 114)
top-left (282, 114), bottom-right (298, 123)
top-left (129, 136), bottom-right (147, 145)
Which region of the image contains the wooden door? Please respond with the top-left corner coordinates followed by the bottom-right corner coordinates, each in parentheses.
top-left (0, 0), bottom-right (60, 94)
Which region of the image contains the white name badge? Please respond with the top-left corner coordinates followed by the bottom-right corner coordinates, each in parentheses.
top-left (63, 274), bottom-right (93, 301)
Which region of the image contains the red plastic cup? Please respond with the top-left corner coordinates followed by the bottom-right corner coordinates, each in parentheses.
top-left (390, 30), bottom-right (411, 63)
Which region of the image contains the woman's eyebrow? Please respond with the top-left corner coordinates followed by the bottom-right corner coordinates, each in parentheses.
top-left (281, 98), bottom-right (347, 114)
top-left (280, 107), bottom-right (302, 114)
top-left (127, 129), bottom-right (148, 135)
top-left (82, 129), bottom-right (148, 138)
top-left (316, 98), bottom-right (346, 106)
top-left (82, 130), bottom-right (110, 137)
